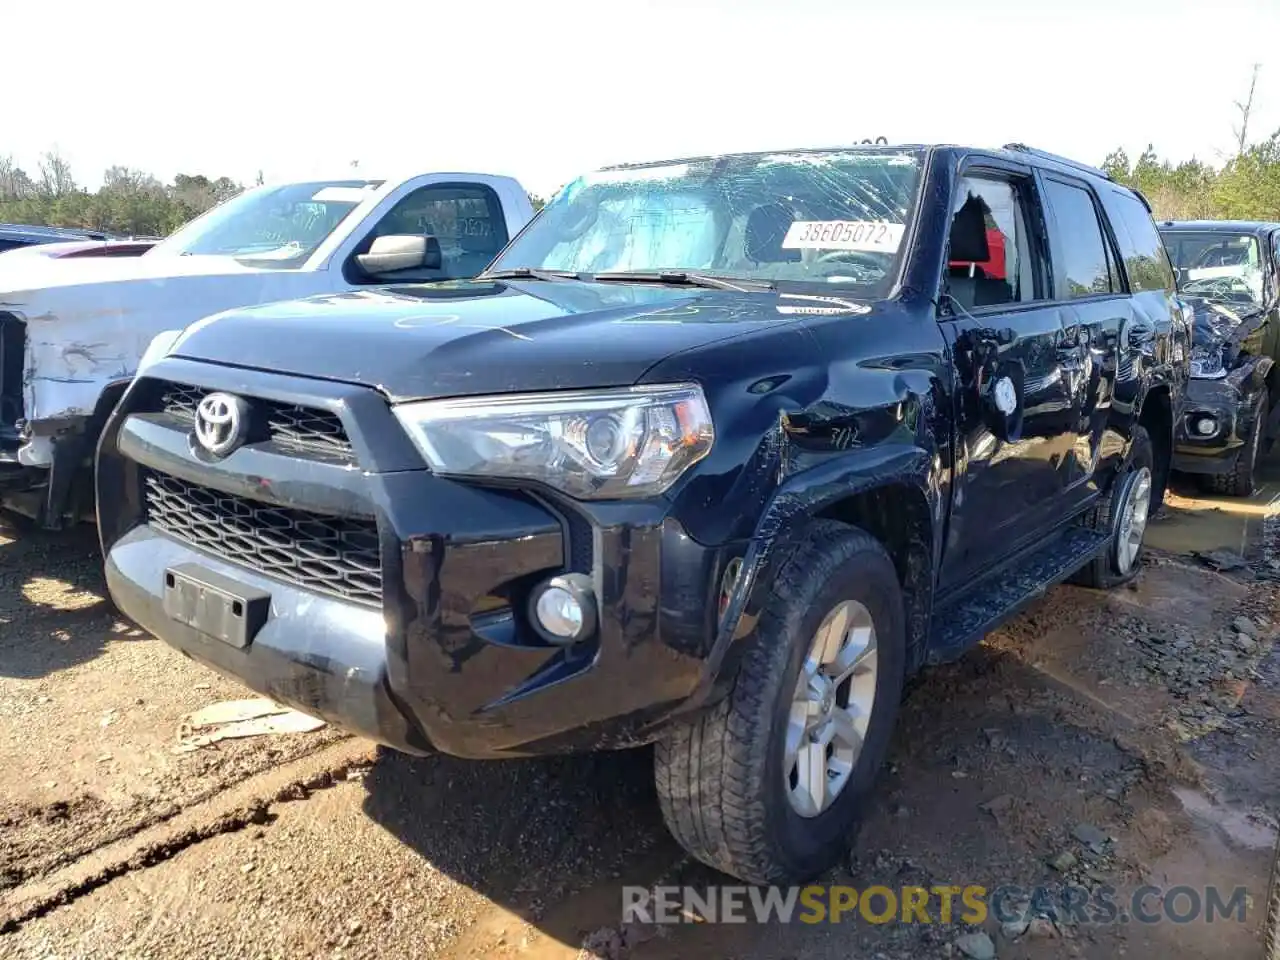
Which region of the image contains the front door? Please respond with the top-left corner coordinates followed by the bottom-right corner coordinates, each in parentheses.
top-left (937, 167), bottom-right (1082, 590)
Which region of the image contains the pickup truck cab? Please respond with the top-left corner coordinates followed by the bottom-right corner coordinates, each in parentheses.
top-left (99, 143), bottom-right (1187, 884)
top-left (0, 172), bottom-right (535, 526)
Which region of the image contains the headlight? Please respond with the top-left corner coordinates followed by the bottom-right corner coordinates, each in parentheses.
top-left (1189, 345), bottom-right (1227, 380)
top-left (392, 383), bottom-right (714, 500)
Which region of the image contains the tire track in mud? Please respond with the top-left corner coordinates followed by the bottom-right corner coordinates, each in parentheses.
top-left (1, 739), bottom-right (376, 933)
top-left (0, 732), bottom-right (351, 895)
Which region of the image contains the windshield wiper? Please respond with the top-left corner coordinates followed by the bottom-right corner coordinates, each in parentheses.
top-left (591, 270), bottom-right (775, 292)
top-left (480, 267), bottom-right (582, 282)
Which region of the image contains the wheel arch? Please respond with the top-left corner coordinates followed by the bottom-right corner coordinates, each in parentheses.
top-left (812, 483), bottom-right (934, 674)
top-left (705, 447), bottom-right (941, 698)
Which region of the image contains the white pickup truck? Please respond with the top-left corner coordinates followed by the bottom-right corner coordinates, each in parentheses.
top-left (0, 171), bottom-right (537, 526)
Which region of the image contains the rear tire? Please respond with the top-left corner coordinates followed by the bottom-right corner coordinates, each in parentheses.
top-left (654, 521), bottom-right (906, 884)
top-left (1073, 424), bottom-right (1155, 589)
top-left (1206, 387), bottom-right (1266, 498)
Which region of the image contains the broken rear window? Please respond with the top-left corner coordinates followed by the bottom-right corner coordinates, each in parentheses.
top-left (491, 149), bottom-right (925, 296)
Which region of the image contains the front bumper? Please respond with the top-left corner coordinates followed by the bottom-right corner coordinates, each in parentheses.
top-left (1172, 377), bottom-right (1251, 475)
top-left (98, 357), bottom-right (741, 759)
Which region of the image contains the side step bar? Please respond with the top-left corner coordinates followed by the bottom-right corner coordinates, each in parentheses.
top-left (926, 526), bottom-right (1110, 664)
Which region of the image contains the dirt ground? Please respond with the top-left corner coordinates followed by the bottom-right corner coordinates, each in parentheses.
top-left (3, 460), bottom-right (1280, 960)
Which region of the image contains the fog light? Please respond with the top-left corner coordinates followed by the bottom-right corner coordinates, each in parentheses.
top-left (529, 573), bottom-right (596, 645)
top-left (1195, 416), bottom-right (1218, 437)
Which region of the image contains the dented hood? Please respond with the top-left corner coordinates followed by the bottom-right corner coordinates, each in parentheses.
top-left (1185, 294), bottom-right (1266, 351)
top-left (170, 279), bottom-right (810, 400)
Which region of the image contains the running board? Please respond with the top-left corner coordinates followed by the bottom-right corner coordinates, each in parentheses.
top-left (926, 526), bottom-right (1110, 664)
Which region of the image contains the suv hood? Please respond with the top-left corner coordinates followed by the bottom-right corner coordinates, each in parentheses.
top-left (169, 280), bottom-right (833, 400)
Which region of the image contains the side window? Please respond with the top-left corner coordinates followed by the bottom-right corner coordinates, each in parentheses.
top-left (359, 183), bottom-right (510, 282)
top-left (946, 176), bottom-right (1042, 311)
top-left (1040, 179), bottom-right (1114, 299)
top-left (1098, 188), bottom-right (1176, 293)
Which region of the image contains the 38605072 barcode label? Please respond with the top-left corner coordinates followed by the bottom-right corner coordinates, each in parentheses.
top-left (781, 220), bottom-right (905, 252)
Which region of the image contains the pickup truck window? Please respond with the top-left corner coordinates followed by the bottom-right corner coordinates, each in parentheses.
top-left (946, 175), bottom-right (1041, 310)
top-left (152, 179), bottom-right (383, 267)
top-left (362, 183), bottom-right (510, 281)
top-left (1042, 180), bottom-right (1116, 299)
top-left (489, 148), bottom-right (925, 297)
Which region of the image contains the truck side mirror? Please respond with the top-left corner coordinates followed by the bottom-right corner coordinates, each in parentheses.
top-left (355, 234), bottom-right (442, 276)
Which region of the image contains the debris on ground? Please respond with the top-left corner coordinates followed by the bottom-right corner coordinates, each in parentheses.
top-left (1047, 850), bottom-right (1077, 872)
top-left (1070, 822), bottom-right (1110, 854)
top-left (954, 930), bottom-right (997, 959)
top-left (1191, 549), bottom-right (1249, 572)
top-left (173, 698), bottom-right (326, 753)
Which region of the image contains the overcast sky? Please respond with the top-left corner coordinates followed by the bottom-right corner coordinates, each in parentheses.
top-left (5, 0), bottom-right (1278, 198)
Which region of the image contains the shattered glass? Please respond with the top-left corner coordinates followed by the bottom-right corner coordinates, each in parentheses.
top-left (1163, 232), bottom-right (1265, 308)
top-left (491, 149), bottom-right (925, 297)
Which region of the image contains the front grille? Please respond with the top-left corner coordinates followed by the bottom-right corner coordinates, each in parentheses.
top-left (144, 471), bottom-right (382, 606)
top-left (158, 383), bottom-right (353, 460)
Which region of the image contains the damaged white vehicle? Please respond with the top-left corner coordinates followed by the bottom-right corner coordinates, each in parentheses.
top-left (0, 171), bottom-right (536, 526)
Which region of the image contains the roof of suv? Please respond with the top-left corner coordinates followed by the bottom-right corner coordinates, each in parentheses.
top-left (1159, 220), bottom-right (1280, 235)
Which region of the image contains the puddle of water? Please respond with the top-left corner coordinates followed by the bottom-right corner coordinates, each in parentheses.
top-left (1173, 786), bottom-right (1277, 851)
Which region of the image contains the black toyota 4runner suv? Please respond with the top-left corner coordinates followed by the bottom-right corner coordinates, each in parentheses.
top-left (98, 143), bottom-right (1188, 884)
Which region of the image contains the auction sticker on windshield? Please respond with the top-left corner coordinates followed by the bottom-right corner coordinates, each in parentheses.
top-left (782, 221), bottom-right (905, 252)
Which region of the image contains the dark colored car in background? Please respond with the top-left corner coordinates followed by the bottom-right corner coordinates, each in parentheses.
top-left (99, 142), bottom-right (1186, 884)
top-left (1160, 220), bottom-right (1280, 495)
top-left (0, 223), bottom-right (112, 253)
top-left (0, 237), bottom-right (159, 259)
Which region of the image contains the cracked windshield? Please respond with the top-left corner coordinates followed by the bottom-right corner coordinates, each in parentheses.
top-left (150, 180), bottom-right (383, 266)
top-left (490, 148), bottom-right (924, 296)
top-left (1164, 232), bottom-right (1266, 309)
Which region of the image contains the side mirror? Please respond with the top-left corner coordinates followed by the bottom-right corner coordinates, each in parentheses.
top-left (355, 234), bottom-right (442, 276)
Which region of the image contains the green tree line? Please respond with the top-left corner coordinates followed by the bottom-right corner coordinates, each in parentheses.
top-left (0, 151), bottom-right (244, 236)
top-left (6, 118), bottom-right (1278, 240)
top-left (1102, 132), bottom-right (1280, 222)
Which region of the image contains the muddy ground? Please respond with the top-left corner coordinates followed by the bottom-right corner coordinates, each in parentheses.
top-left (2, 462), bottom-right (1280, 960)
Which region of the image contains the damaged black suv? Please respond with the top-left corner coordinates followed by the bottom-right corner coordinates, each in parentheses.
top-left (1160, 220), bottom-right (1280, 495)
top-left (98, 143), bottom-right (1188, 884)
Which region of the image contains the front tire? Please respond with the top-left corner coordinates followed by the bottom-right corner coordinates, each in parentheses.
top-left (654, 521), bottom-right (906, 884)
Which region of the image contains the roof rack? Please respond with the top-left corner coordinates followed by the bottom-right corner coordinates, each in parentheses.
top-left (1002, 143), bottom-right (1113, 181)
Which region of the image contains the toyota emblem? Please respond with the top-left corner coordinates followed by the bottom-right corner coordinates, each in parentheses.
top-left (193, 392), bottom-right (250, 458)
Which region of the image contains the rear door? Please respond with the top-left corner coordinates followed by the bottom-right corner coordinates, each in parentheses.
top-left (1035, 173), bottom-right (1134, 511)
top-left (1096, 185), bottom-right (1185, 473)
top-left (936, 161), bottom-right (1082, 589)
